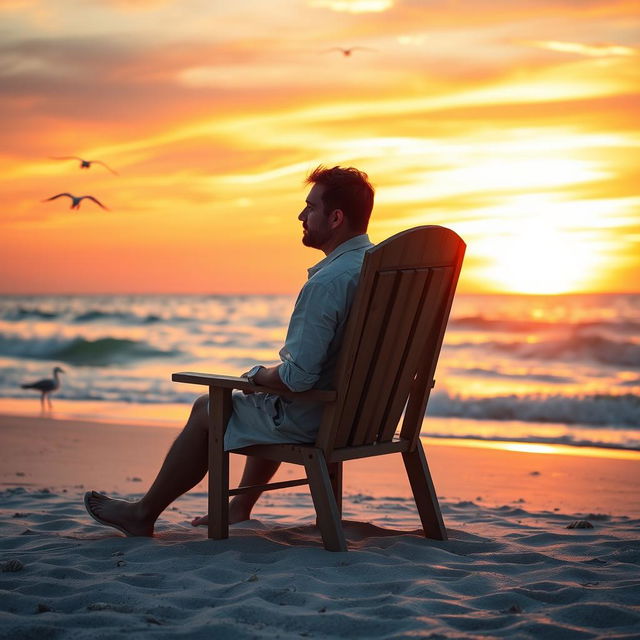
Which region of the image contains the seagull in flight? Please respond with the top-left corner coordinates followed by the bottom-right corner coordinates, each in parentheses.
top-left (42, 193), bottom-right (110, 210)
top-left (322, 47), bottom-right (377, 57)
top-left (21, 366), bottom-right (65, 409)
top-left (50, 156), bottom-right (119, 175)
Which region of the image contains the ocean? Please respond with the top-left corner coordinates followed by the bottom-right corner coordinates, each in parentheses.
top-left (1, 293), bottom-right (638, 451)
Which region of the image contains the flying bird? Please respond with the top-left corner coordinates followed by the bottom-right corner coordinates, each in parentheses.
top-left (21, 366), bottom-right (65, 409)
top-left (42, 193), bottom-right (110, 210)
top-left (50, 156), bottom-right (119, 175)
top-left (322, 47), bottom-right (377, 57)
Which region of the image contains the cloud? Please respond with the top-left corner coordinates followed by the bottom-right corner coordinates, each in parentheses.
top-left (525, 40), bottom-right (636, 57)
top-left (309, 0), bottom-right (393, 13)
top-left (0, 0), bottom-right (37, 8)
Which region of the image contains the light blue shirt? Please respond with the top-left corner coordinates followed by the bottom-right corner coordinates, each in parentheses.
top-left (278, 233), bottom-right (373, 393)
top-left (224, 234), bottom-right (373, 449)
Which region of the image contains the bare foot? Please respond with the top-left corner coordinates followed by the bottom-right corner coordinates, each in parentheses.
top-left (191, 497), bottom-right (251, 527)
top-left (84, 491), bottom-right (154, 537)
top-left (191, 514), bottom-right (208, 527)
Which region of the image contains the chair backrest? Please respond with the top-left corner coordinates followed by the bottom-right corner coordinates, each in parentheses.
top-left (315, 226), bottom-right (465, 454)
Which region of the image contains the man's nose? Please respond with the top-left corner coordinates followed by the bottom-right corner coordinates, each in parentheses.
top-left (298, 210), bottom-right (306, 221)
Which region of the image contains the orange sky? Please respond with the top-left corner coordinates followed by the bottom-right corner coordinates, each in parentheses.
top-left (0, 0), bottom-right (638, 294)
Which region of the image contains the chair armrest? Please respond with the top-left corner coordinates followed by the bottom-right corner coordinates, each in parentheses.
top-left (171, 372), bottom-right (336, 403)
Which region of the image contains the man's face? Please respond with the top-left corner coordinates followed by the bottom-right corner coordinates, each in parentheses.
top-left (298, 184), bottom-right (333, 250)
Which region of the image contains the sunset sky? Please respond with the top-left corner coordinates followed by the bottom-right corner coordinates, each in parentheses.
top-left (1, 0), bottom-right (638, 295)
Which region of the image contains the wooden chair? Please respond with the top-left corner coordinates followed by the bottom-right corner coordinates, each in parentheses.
top-left (172, 226), bottom-right (465, 551)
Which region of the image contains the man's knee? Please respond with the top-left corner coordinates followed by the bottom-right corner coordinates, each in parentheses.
top-left (185, 394), bottom-right (210, 434)
top-left (193, 394), bottom-right (209, 414)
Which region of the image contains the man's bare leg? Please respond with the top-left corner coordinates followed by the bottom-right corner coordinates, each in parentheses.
top-left (85, 394), bottom-right (212, 536)
top-left (85, 395), bottom-right (282, 535)
top-left (191, 456), bottom-right (281, 527)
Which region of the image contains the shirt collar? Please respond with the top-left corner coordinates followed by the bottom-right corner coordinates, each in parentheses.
top-left (307, 234), bottom-right (371, 279)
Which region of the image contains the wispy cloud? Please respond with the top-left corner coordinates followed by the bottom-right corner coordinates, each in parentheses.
top-left (309, 0), bottom-right (393, 13)
top-left (525, 40), bottom-right (636, 57)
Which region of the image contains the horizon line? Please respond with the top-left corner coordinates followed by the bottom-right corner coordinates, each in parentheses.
top-left (0, 290), bottom-right (638, 297)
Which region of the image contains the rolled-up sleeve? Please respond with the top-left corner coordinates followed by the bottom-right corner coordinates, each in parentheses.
top-left (278, 280), bottom-right (341, 392)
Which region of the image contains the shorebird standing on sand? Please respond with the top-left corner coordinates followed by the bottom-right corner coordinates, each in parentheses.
top-left (42, 193), bottom-right (109, 210)
top-left (50, 156), bottom-right (119, 175)
top-left (21, 366), bottom-right (65, 409)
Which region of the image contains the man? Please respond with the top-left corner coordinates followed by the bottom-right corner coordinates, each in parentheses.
top-left (85, 165), bottom-right (375, 536)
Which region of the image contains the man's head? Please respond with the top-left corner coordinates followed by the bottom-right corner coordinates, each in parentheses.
top-left (299, 165), bottom-right (374, 253)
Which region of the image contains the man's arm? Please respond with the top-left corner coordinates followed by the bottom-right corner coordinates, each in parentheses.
top-left (243, 364), bottom-right (289, 393)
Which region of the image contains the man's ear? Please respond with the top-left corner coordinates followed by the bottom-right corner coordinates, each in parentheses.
top-left (330, 208), bottom-right (345, 229)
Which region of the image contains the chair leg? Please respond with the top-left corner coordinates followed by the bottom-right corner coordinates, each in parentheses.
top-left (208, 387), bottom-right (232, 540)
top-left (304, 450), bottom-right (347, 552)
top-left (402, 441), bottom-right (447, 540)
top-left (328, 461), bottom-right (343, 516)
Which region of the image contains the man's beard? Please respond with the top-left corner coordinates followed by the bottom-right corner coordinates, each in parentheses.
top-left (302, 227), bottom-right (329, 249)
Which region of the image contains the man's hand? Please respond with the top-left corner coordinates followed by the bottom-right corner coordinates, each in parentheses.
top-left (241, 364), bottom-right (289, 394)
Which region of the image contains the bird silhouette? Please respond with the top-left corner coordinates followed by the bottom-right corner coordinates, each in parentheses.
top-left (322, 47), bottom-right (377, 57)
top-left (21, 366), bottom-right (65, 409)
top-left (50, 156), bottom-right (119, 175)
top-left (42, 193), bottom-right (109, 210)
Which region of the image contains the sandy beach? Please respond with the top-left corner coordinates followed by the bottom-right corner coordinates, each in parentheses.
top-left (1, 412), bottom-right (639, 639)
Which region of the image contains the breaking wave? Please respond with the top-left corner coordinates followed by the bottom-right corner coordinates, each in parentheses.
top-left (1, 307), bottom-right (165, 325)
top-left (427, 391), bottom-right (640, 428)
top-left (450, 315), bottom-right (640, 334)
top-left (450, 335), bottom-right (640, 369)
top-left (0, 335), bottom-right (179, 366)
top-left (73, 310), bottom-right (162, 324)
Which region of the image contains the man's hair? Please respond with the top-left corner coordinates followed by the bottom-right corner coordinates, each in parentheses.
top-left (305, 165), bottom-right (374, 233)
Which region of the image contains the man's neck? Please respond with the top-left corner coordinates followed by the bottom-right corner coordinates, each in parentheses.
top-left (320, 231), bottom-right (363, 256)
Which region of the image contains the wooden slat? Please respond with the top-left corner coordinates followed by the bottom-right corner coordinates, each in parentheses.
top-left (402, 247), bottom-right (465, 449)
top-left (208, 386), bottom-right (232, 540)
top-left (352, 269), bottom-right (429, 445)
top-left (382, 267), bottom-right (450, 442)
top-left (375, 270), bottom-right (433, 443)
top-left (378, 268), bottom-right (444, 441)
top-left (333, 271), bottom-right (399, 448)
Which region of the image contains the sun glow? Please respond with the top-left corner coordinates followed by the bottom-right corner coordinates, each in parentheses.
top-left (1, 1), bottom-right (638, 294)
top-left (481, 227), bottom-right (595, 294)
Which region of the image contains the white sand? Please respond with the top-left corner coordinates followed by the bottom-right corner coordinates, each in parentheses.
top-left (1, 414), bottom-right (640, 638)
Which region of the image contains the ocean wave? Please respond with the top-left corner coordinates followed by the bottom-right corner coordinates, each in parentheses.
top-left (0, 335), bottom-right (179, 366)
top-left (73, 310), bottom-right (162, 324)
top-left (500, 335), bottom-right (640, 369)
top-left (450, 367), bottom-right (574, 383)
top-left (450, 335), bottom-right (640, 369)
top-left (3, 307), bottom-right (60, 321)
top-left (422, 432), bottom-right (640, 452)
top-left (450, 316), bottom-right (640, 334)
top-left (427, 391), bottom-right (640, 428)
top-left (1, 306), bottom-right (167, 325)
